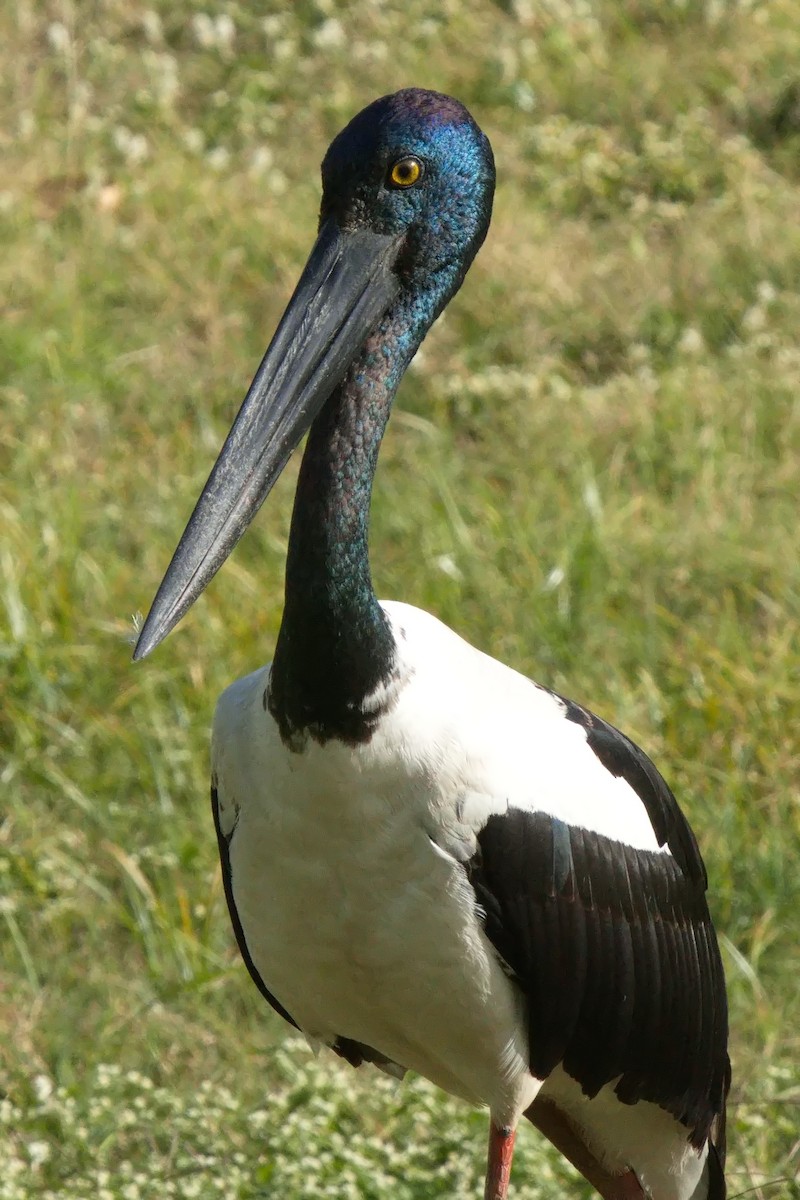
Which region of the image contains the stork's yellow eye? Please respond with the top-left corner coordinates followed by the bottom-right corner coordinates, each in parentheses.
top-left (388, 156), bottom-right (424, 188)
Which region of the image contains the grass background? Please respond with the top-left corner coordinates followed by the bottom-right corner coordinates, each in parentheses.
top-left (2, 1), bottom-right (799, 1196)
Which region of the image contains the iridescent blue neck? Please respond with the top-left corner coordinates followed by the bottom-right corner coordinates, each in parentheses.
top-left (269, 300), bottom-right (427, 745)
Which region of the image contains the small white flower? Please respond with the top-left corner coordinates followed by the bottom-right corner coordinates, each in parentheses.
top-left (206, 146), bottom-right (231, 172)
top-left (191, 13), bottom-right (214, 48)
top-left (27, 1140), bottom-right (51, 1167)
top-left (250, 145), bottom-right (274, 177)
top-left (113, 127), bottom-right (149, 165)
top-left (141, 11), bottom-right (163, 43)
top-left (756, 279), bottom-right (777, 304)
top-left (262, 15), bottom-right (287, 37)
top-left (434, 554), bottom-right (463, 581)
top-left (47, 22), bottom-right (70, 52)
top-left (582, 478), bottom-right (602, 522)
top-left (18, 110), bottom-right (36, 140)
top-left (273, 38), bottom-right (296, 62)
top-left (742, 305), bottom-right (767, 333)
top-left (313, 18), bottom-right (345, 49)
top-left (33, 1074), bottom-right (53, 1102)
top-left (148, 52), bottom-right (180, 106)
top-left (214, 14), bottom-right (236, 50)
top-left (677, 326), bottom-right (705, 355)
top-left (183, 128), bottom-right (205, 154)
top-left (513, 82), bottom-right (536, 113)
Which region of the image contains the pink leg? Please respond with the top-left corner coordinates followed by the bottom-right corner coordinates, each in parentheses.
top-left (524, 1098), bottom-right (645, 1200)
top-left (484, 1122), bottom-right (517, 1200)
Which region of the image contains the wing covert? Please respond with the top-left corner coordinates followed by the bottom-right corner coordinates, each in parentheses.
top-left (547, 688), bottom-right (707, 883)
top-left (466, 806), bottom-right (729, 1148)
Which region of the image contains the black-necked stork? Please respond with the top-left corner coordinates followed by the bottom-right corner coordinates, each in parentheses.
top-left (134, 89), bottom-right (730, 1200)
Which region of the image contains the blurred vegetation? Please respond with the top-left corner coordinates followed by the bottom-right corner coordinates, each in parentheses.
top-left (2, 1), bottom-right (799, 1197)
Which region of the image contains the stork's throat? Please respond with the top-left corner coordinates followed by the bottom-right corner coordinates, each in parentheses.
top-left (268, 334), bottom-right (404, 747)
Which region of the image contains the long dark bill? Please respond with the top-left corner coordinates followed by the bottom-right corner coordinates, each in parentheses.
top-left (133, 221), bottom-right (403, 660)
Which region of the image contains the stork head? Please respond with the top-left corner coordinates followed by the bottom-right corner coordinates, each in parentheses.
top-left (320, 89), bottom-right (494, 294)
top-left (134, 89), bottom-right (494, 659)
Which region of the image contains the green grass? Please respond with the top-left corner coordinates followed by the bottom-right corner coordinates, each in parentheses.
top-left (2, 1), bottom-right (799, 1197)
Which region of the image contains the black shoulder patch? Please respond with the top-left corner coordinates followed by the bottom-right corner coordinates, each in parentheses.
top-left (211, 784), bottom-right (299, 1031)
top-left (467, 808), bottom-right (729, 1148)
top-left (552, 691), bottom-right (706, 885)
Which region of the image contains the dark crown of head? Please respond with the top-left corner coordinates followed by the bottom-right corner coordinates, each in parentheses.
top-left (320, 89), bottom-right (496, 281)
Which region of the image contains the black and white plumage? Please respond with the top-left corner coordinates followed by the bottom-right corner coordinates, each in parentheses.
top-left (209, 605), bottom-right (728, 1200)
top-left (135, 90), bottom-right (729, 1200)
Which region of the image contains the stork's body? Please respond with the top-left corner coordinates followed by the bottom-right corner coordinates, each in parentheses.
top-left (136, 89), bottom-right (729, 1199)
top-left (213, 602), bottom-right (725, 1199)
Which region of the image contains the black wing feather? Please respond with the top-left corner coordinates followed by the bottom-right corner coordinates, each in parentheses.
top-left (465, 708), bottom-right (729, 1150)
